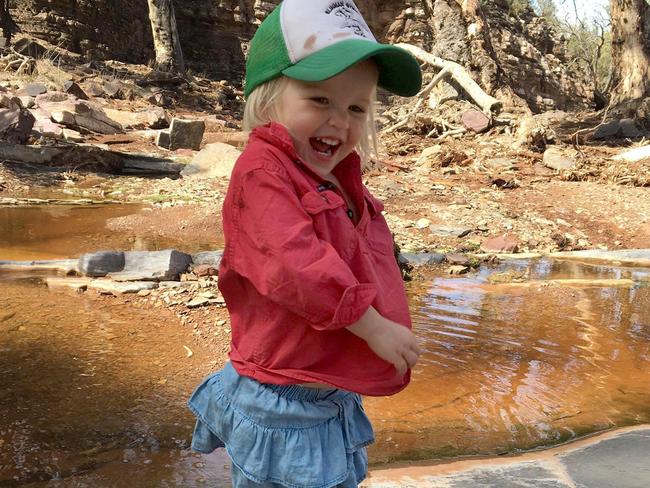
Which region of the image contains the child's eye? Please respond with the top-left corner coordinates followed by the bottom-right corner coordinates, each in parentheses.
top-left (349, 105), bottom-right (367, 114)
top-left (310, 97), bottom-right (329, 105)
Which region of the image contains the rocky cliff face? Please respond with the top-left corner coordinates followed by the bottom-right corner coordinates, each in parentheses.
top-left (11, 0), bottom-right (593, 112)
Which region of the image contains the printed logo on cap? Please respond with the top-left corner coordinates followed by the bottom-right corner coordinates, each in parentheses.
top-left (324, 1), bottom-right (371, 38)
top-left (280, 0), bottom-right (377, 63)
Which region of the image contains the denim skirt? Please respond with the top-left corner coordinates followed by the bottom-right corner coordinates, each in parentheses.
top-left (187, 362), bottom-right (375, 488)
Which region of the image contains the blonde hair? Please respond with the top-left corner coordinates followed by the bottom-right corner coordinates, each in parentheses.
top-left (243, 75), bottom-right (378, 167)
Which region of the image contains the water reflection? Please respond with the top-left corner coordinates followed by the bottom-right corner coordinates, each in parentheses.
top-left (2, 258), bottom-right (650, 484)
top-left (0, 205), bottom-right (213, 261)
top-left (365, 258), bottom-right (650, 463)
top-left (0, 281), bottom-right (228, 487)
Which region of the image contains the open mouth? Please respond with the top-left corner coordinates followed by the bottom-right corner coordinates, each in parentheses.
top-left (309, 137), bottom-right (342, 159)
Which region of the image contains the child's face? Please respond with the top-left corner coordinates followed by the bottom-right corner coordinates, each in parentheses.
top-left (274, 60), bottom-right (378, 177)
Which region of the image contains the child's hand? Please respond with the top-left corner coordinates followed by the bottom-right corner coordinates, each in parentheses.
top-left (347, 307), bottom-right (421, 377)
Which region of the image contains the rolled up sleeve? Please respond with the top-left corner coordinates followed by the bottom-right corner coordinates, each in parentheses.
top-left (229, 167), bottom-right (376, 330)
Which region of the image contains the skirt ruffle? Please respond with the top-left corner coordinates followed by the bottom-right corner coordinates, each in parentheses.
top-left (187, 363), bottom-right (374, 488)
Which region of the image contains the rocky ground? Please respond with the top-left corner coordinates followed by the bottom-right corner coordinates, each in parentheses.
top-left (1, 45), bottom-right (650, 334)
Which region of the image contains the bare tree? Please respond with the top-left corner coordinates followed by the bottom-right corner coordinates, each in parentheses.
top-left (608, 0), bottom-right (650, 119)
top-left (147, 0), bottom-right (185, 73)
top-left (0, 0), bottom-right (19, 47)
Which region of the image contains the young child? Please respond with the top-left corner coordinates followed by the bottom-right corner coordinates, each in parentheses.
top-left (188, 1), bottom-right (423, 486)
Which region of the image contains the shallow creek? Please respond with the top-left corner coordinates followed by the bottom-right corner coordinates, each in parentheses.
top-left (1, 205), bottom-right (649, 486)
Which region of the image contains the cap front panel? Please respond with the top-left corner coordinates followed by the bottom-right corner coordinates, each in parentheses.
top-left (280, 0), bottom-right (377, 63)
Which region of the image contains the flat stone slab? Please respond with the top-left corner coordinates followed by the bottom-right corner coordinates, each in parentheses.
top-left (0, 259), bottom-right (78, 274)
top-left (88, 280), bottom-right (159, 295)
top-left (561, 430), bottom-right (650, 488)
top-left (400, 253), bottom-right (446, 266)
top-left (550, 249), bottom-right (650, 267)
top-left (366, 427), bottom-right (650, 488)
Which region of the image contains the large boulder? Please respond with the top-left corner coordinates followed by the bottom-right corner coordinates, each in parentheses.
top-left (181, 142), bottom-right (241, 179)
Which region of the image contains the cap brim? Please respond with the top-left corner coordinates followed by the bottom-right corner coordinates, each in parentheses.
top-left (282, 39), bottom-right (422, 97)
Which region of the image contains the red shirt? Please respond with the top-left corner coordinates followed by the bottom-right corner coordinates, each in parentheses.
top-left (218, 123), bottom-right (412, 396)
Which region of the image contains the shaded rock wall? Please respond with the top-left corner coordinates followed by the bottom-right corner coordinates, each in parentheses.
top-left (12, 0), bottom-right (408, 84)
top-left (12, 0), bottom-right (593, 111)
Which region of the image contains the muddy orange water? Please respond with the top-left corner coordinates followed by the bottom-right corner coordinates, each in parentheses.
top-left (2, 205), bottom-right (650, 486)
top-left (0, 205), bottom-right (213, 261)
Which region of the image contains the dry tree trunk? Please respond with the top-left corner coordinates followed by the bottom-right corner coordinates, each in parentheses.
top-left (147, 0), bottom-right (185, 73)
top-left (396, 43), bottom-right (502, 113)
top-left (608, 0), bottom-right (650, 120)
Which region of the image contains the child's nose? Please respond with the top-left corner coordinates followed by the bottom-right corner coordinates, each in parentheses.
top-left (328, 107), bottom-right (349, 130)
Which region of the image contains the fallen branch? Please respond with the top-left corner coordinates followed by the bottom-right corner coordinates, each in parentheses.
top-left (383, 67), bottom-right (452, 133)
top-left (396, 43), bottom-right (503, 114)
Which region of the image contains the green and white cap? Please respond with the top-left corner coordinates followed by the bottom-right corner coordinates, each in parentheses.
top-left (244, 0), bottom-right (422, 98)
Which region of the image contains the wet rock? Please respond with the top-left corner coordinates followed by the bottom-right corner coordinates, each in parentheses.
top-left (480, 234), bottom-right (520, 253)
top-left (400, 252), bottom-right (446, 266)
top-left (0, 109), bottom-right (35, 144)
top-left (17, 83), bottom-right (47, 97)
top-left (461, 109), bottom-right (491, 133)
top-left (63, 80), bottom-right (89, 100)
top-left (169, 118), bottom-right (205, 151)
top-left (109, 250), bottom-right (192, 282)
top-left (181, 142), bottom-right (240, 179)
top-left (543, 147), bottom-right (576, 171)
top-left (78, 251), bottom-right (126, 277)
